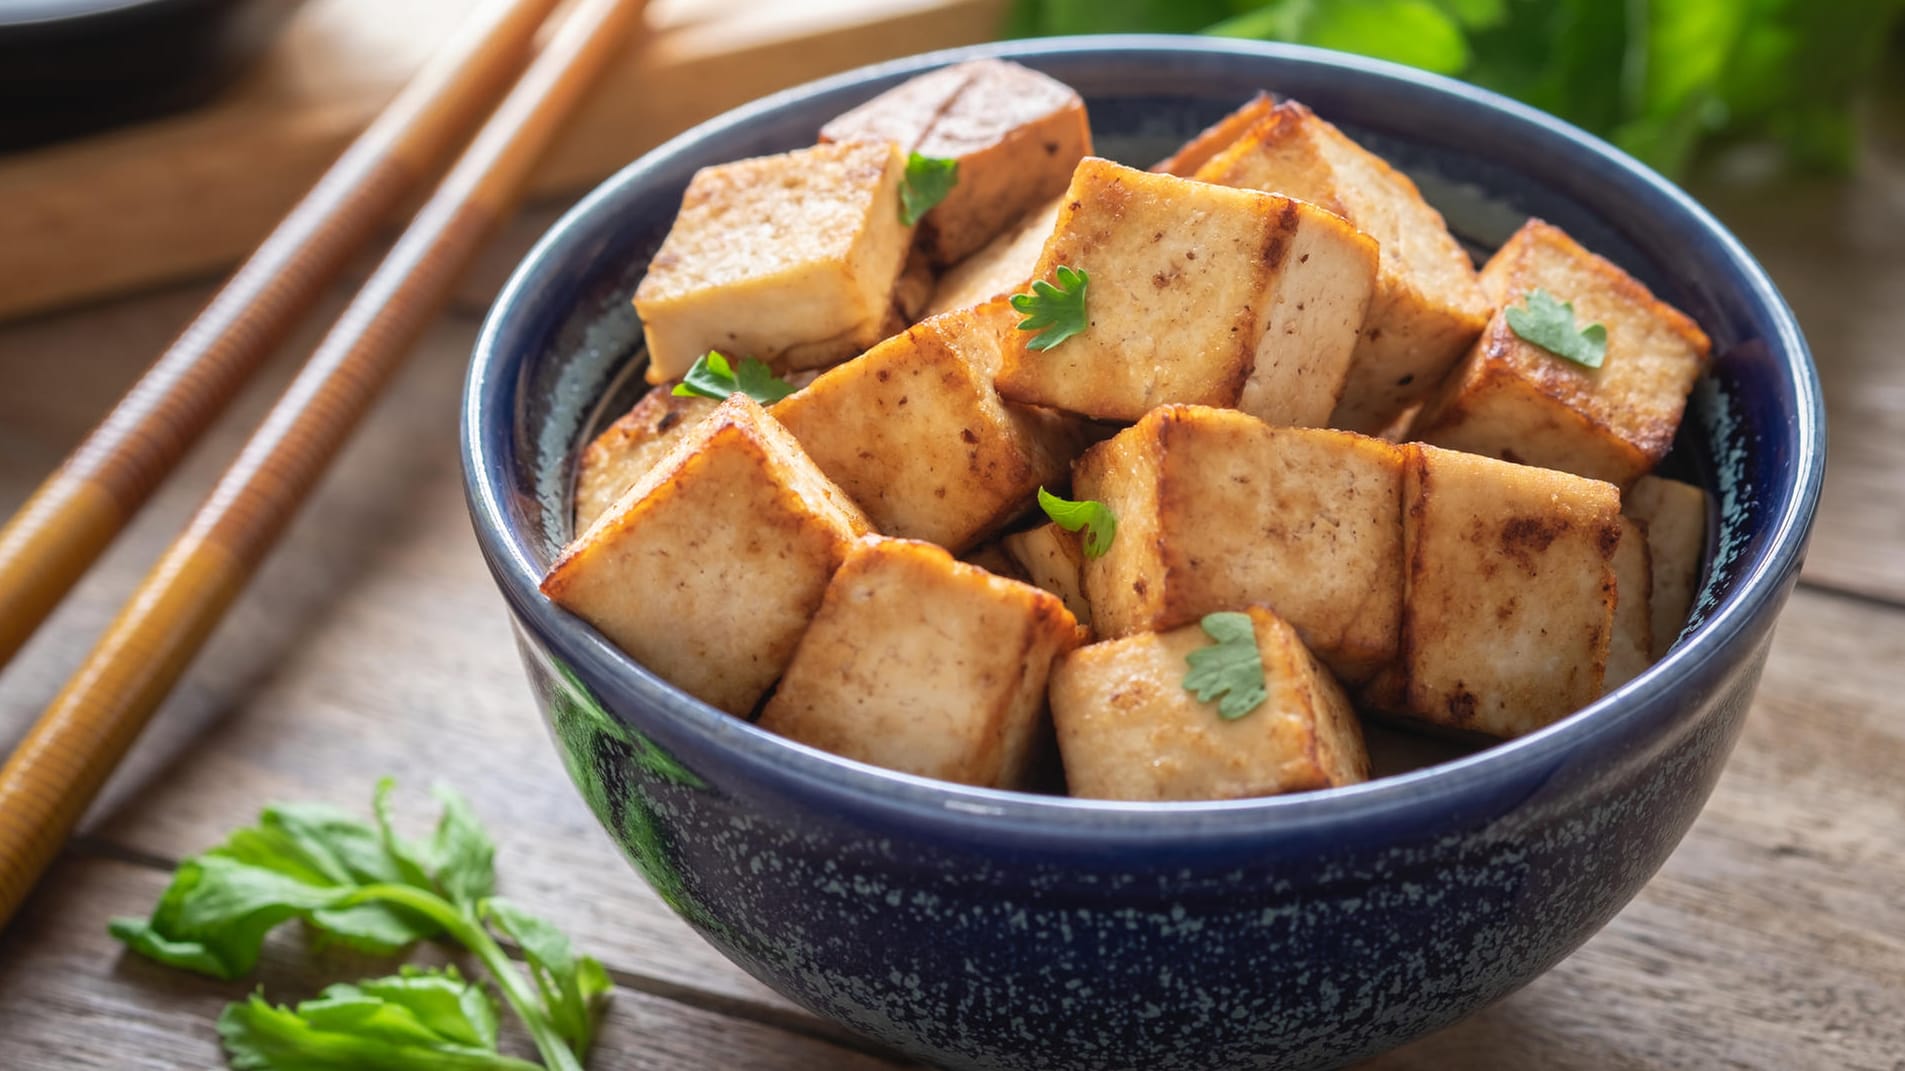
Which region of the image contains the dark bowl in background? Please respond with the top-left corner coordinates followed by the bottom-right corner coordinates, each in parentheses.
top-left (461, 37), bottom-right (1825, 1071)
top-left (0, 0), bottom-right (305, 151)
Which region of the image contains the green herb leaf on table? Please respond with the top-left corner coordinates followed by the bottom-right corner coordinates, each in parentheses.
top-left (217, 967), bottom-right (539, 1071)
top-left (112, 781), bottom-right (606, 1071)
top-left (1504, 288), bottom-right (1607, 369)
top-left (1037, 486), bottom-right (1117, 559)
top-left (671, 351), bottom-right (798, 404)
top-left (899, 152), bottom-right (959, 226)
top-left (1182, 611), bottom-right (1269, 719)
top-left (485, 899), bottom-right (613, 1059)
top-left (1010, 265), bottom-right (1089, 351)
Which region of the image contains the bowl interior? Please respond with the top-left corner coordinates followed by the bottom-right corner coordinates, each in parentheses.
top-left (466, 37), bottom-right (1822, 827)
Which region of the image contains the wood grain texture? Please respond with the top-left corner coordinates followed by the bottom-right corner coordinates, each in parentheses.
top-left (0, 856), bottom-right (906, 1070)
top-left (0, 0), bottom-right (1008, 321)
top-left (1691, 161), bottom-right (1905, 604)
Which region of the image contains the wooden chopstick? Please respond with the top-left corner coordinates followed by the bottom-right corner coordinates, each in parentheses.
top-left (0, 0), bottom-right (570, 673)
top-left (0, 0), bottom-right (647, 930)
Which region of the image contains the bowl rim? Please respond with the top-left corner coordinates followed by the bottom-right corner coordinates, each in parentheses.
top-left (463, 34), bottom-right (1825, 846)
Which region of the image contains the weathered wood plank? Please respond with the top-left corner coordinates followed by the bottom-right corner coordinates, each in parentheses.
top-left (1687, 80), bottom-right (1905, 605)
top-left (0, 855), bottom-right (906, 1070)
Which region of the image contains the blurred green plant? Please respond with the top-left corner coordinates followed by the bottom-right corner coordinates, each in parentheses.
top-left (1005, 0), bottom-right (1905, 177)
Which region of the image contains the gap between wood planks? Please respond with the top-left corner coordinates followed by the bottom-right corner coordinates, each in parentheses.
top-left (54, 833), bottom-right (913, 1065)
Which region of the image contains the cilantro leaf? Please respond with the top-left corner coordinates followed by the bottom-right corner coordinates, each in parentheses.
top-left (1182, 611), bottom-right (1269, 719)
top-left (217, 967), bottom-right (537, 1071)
top-left (1010, 265), bottom-right (1089, 352)
top-left (672, 351), bottom-right (797, 404)
top-left (1037, 486), bottom-right (1116, 558)
top-left (485, 899), bottom-right (612, 1060)
top-left (1504, 288), bottom-right (1608, 369)
top-left (112, 781), bottom-right (605, 1071)
top-left (429, 783), bottom-right (496, 908)
top-left (899, 152), bottom-right (959, 226)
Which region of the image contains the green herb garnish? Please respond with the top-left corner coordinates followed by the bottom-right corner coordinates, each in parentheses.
top-left (1037, 486), bottom-right (1116, 558)
top-left (1504, 288), bottom-right (1608, 369)
top-left (899, 152), bottom-right (959, 226)
top-left (672, 350), bottom-right (797, 404)
top-left (1010, 265), bottom-right (1089, 352)
top-left (111, 780), bottom-right (607, 1071)
top-left (216, 966), bottom-right (536, 1070)
top-left (1006, 1), bottom-right (1903, 177)
top-left (1183, 611), bottom-right (1268, 719)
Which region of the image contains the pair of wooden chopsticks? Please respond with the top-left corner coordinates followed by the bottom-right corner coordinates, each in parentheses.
top-left (0, 0), bottom-right (647, 929)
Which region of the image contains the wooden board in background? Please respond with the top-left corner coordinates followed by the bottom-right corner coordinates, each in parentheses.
top-left (0, 0), bottom-right (1004, 322)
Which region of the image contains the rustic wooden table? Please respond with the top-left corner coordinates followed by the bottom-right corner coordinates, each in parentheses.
top-left (1, 76), bottom-right (1901, 1071)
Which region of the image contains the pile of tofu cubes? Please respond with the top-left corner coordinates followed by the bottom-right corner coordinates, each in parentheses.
top-left (541, 61), bottom-right (1714, 803)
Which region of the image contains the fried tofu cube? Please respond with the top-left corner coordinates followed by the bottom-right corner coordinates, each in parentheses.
top-left (821, 59), bottom-right (1091, 266)
top-left (1002, 523), bottom-right (1091, 626)
top-left (1410, 219), bottom-right (1713, 486)
top-left (1051, 606), bottom-right (1370, 801)
top-left (758, 536), bottom-right (1082, 788)
top-left (541, 395), bottom-right (871, 716)
top-left (1624, 475), bottom-right (1708, 658)
top-left (573, 387), bottom-right (719, 532)
top-left (1606, 515), bottom-right (1654, 689)
top-left (994, 158), bottom-right (1378, 425)
top-left (1074, 405), bottom-right (1404, 682)
top-left (771, 300), bottom-right (1077, 551)
top-left (633, 140), bottom-right (913, 382)
top-left (1193, 100), bottom-right (1492, 433)
top-left (925, 195), bottom-right (1063, 317)
top-left (1150, 92), bottom-right (1275, 177)
top-left (1363, 444), bottom-right (1622, 738)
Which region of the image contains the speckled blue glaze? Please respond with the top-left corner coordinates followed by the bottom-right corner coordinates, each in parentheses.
top-left (461, 39), bottom-right (1824, 1071)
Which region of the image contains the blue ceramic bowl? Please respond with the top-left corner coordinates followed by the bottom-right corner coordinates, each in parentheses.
top-left (462, 37), bottom-right (1823, 1071)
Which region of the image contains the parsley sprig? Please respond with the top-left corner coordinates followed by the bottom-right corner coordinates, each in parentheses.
top-left (899, 152), bottom-right (959, 226)
top-left (1183, 611), bottom-right (1268, 719)
top-left (672, 351), bottom-right (798, 404)
top-left (1037, 486), bottom-right (1116, 558)
top-left (111, 781), bottom-right (608, 1071)
top-left (1010, 265), bottom-right (1089, 352)
top-left (1505, 288), bottom-right (1608, 369)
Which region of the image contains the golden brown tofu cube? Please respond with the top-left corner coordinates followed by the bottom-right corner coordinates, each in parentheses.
top-left (994, 158), bottom-right (1377, 425)
top-left (821, 59), bottom-right (1091, 266)
top-left (925, 195), bottom-right (1063, 318)
top-left (758, 536), bottom-right (1082, 788)
top-left (1051, 606), bottom-right (1370, 801)
top-left (573, 387), bottom-right (719, 532)
top-left (1606, 515), bottom-right (1654, 690)
top-left (1194, 100), bottom-right (1492, 433)
top-left (1363, 444), bottom-right (1622, 738)
top-left (771, 300), bottom-right (1077, 551)
top-left (541, 395), bottom-right (871, 716)
top-left (1411, 219), bottom-right (1713, 486)
top-left (632, 140), bottom-right (913, 382)
top-left (1624, 475), bottom-right (1708, 658)
top-left (1074, 405), bottom-right (1404, 682)
top-left (1150, 92), bottom-right (1275, 177)
top-left (1002, 523), bottom-right (1091, 626)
